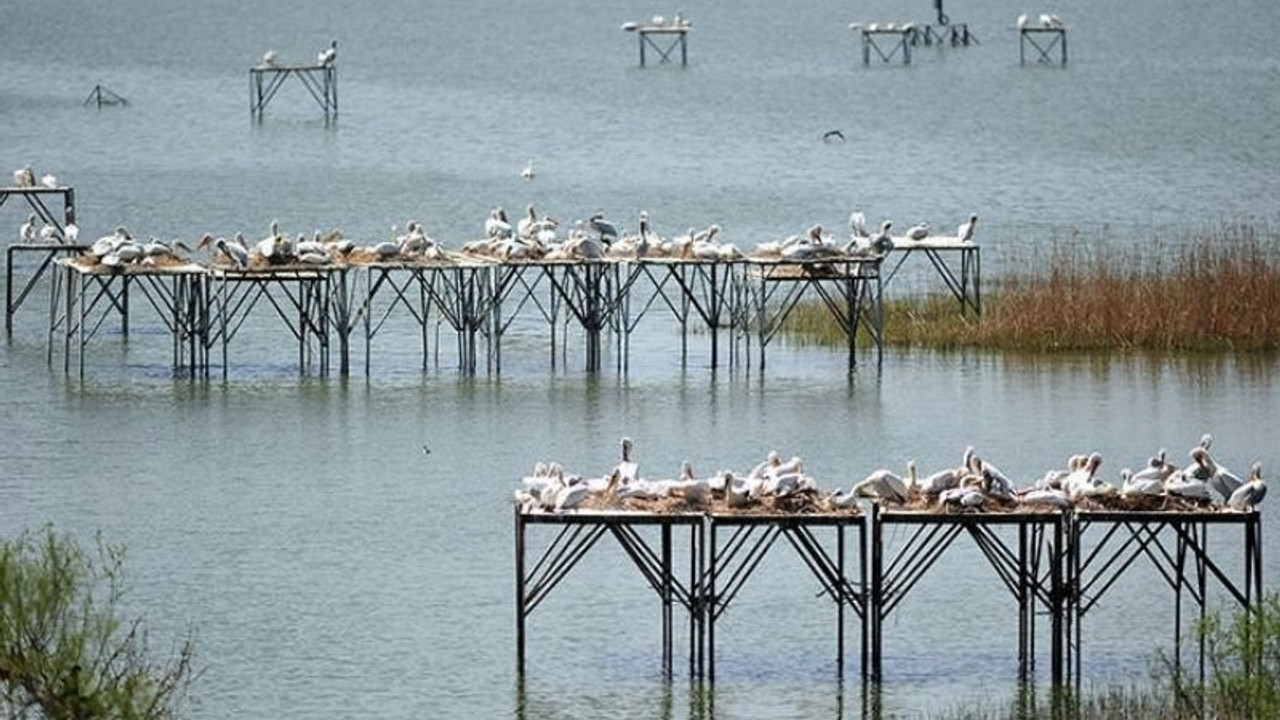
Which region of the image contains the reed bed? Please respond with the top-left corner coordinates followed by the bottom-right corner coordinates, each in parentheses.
top-left (793, 223), bottom-right (1280, 353)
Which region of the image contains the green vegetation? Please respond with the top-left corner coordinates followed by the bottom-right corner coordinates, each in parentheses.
top-left (939, 593), bottom-right (1280, 719)
top-left (791, 223), bottom-right (1280, 353)
top-left (0, 525), bottom-right (198, 720)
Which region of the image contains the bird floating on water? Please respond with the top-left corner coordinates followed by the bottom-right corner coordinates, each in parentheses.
top-left (520, 160), bottom-right (535, 181)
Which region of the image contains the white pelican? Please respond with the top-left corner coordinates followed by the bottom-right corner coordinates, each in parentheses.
top-left (520, 159), bottom-right (535, 181)
top-left (485, 208), bottom-right (512, 240)
top-left (1227, 463), bottom-right (1267, 511)
top-left (1120, 468), bottom-right (1165, 497)
top-left (1209, 463), bottom-right (1244, 503)
top-left (1038, 13), bottom-right (1053, 27)
top-left (13, 165), bottom-right (36, 188)
top-left (1165, 471), bottom-right (1213, 501)
top-left (261, 50), bottom-right (279, 68)
top-left (554, 482), bottom-right (590, 512)
top-left (197, 233), bottom-right (249, 269)
top-left (39, 225), bottom-right (56, 243)
top-left (940, 474), bottom-right (986, 508)
top-left (318, 40), bottom-right (337, 67)
top-left (852, 467), bottom-right (908, 504)
top-left (39, 173), bottom-right (57, 189)
top-left (615, 437), bottom-right (639, 483)
top-left (1016, 14), bottom-right (1028, 30)
top-left (1019, 488), bottom-right (1072, 508)
top-left (1045, 14), bottom-right (1063, 28)
top-left (1131, 449), bottom-right (1176, 484)
top-left (1063, 452), bottom-right (1102, 499)
top-left (517, 205), bottom-right (539, 240)
top-left (18, 214), bottom-right (38, 244)
top-left (849, 210), bottom-right (870, 238)
top-left (971, 454), bottom-right (1016, 500)
top-left (905, 222), bottom-right (930, 241)
top-left (957, 214), bottom-right (978, 242)
top-left (64, 223), bottom-right (79, 243)
top-left (918, 466), bottom-right (959, 495)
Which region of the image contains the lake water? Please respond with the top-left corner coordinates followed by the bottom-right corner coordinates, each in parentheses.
top-left (3, 0), bottom-right (1280, 717)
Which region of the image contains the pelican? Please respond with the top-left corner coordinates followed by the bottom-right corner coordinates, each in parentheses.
top-left (849, 210), bottom-right (870, 238)
top-left (318, 40), bottom-right (337, 67)
top-left (39, 225), bottom-right (56, 243)
top-left (261, 50), bottom-right (279, 68)
top-left (693, 224), bottom-right (720, 244)
top-left (940, 474), bottom-right (986, 508)
top-left (39, 173), bottom-right (57, 189)
top-left (520, 159), bottom-right (535, 181)
top-left (1227, 463), bottom-right (1267, 511)
top-left (587, 214), bottom-right (618, 245)
top-left (822, 129), bottom-right (846, 144)
top-left (1121, 468), bottom-right (1165, 497)
top-left (905, 222), bottom-right (930, 241)
top-left (1016, 14), bottom-right (1028, 30)
top-left (13, 165), bottom-right (36, 188)
top-left (852, 467), bottom-right (908, 504)
top-left (1019, 488), bottom-right (1072, 508)
top-left (554, 482), bottom-right (590, 512)
top-left (957, 214), bottom-right (978, 242)
top-left (485, 208), bottom-right (512, 240)
top-left (1165, 470), bottom-right (1213, 501)
top-left (517, 205), bottom-right (539, 240)
top-left (918, 466), bottom-right (959, 495)
top-left (64, 223), bottom-right (79, 243)
top-left (198, 233), bottom-right (249, 269)
top-left (1131, 449), bottom-right (1176, 484)
top-left (18, 214), bottom-right (38, 244)
top-left (615, 437), bottom-right (639, 483)
top-left (636, 211), bottom-right (652, 258)
top-left (869, 220), bottom-right (894, 253)
top-left (1063, 453), bottom-right (1103, 499)
top-left (971, 454), bottom-right (1016, 500)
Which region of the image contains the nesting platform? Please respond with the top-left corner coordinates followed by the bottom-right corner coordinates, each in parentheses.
top-left (622, 22), bottom-right (690, 67)
top-left (515, 502), bottom-right (1263, 689)
top-left (2, 185), bottom-right (78, 334)
top-left (47, 253), bottom-right (887, 378)
top-left (1020, 26), bottom-right (1068, 65)
top-left (881, 235), bottom-right (981, 313)
top-left (249, 64), bottom-right (338, 119)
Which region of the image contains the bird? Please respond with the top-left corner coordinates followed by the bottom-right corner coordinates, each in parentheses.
top-left (852, 467), bottom-right (908, 504)
top-left (318, 40), bottom-right (337, 67)
top-left (905, 222), bottom-right (930, 241)
top-left (615, 437), bottom-right (639, 484)
top-left (18, 214), bottom-right (38, 244)
top-left (587, 214), bottom-right (618, 245)
top-left (869, 220), bottom-right (894, 253)
top-left (849, 210), bottom-right (870, 239)
top-left (485, 208), bottom-right (513, 240)
top-left (957, 214), bottom-right (978, 242)
top-left (517, 205), bottom-right (540, 241)
top-left (39, 173), bottom-right (57, 189)
top-left (13, 165), bottom-right (36, 188)
top-left (261, 50), bottom-right (279, 68)
top-left (197, 233), bottom-right (249, 269)
top-left (520, 160), bottom-right (535, 181)
top-left (1017, 14), bottom-right (1028, 30)
top-left (822, 130), bottom-right (846, 143)
top-left (1227, 463), bottom-right (1267, 511)
top-left (64, 222), bottom-right (79, 243)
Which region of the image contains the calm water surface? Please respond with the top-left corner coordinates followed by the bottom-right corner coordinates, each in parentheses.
top-left (3, 0), bottom-right (1280, 717)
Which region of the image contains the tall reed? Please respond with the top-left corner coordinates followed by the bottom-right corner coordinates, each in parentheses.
top-left (792, 223), bottom-right (1280, 353)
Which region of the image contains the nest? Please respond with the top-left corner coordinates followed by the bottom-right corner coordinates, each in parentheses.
top-left (577, 487), bottom-right (862, 517)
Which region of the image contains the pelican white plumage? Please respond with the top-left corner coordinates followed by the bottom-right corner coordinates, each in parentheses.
top-left (1017, 14), bottom-right (1028, 29)
top-left (486, 208), bottom-right (513, 240)
top-left (1121, 468), bottom-right (1165, 497)
top-left (957, 214), bottom-right (978, 242)
top-left (517, 205), bottom-right (540, 240)
top-left (852, 467), bottom-right (908, 504)
top-left (849, 210), bottom-right (870, 238)
top-left (1131, 449), bottom-right (1176, 484)
top-left (18, 214), bottom-right (38, 244)
top-left (318, 40), bottom-right (337, 67)
top-left (1063, 453), bottom-right (1103, 499)
top-left (1165, 470), bottom-right (1213, 501)
top-left (13, 165), bottom-right (36, 188)
top-left (616, 437), bottom-right (639, 484)
top-left (64, 223), bottom-right (79, 243)
top-left (261, 50), bottom-right (279, 68)
top-left (520, 159), bottom-right (535, 181)
top-left (1019, 488), bottom-right (1072, 508)
top-left (972, 454), bottom-right (1016, 500)
top-left (905, 222), bottom-right (930, 241)
top-left (39, 173), bottom-right (57, 189)
top-left (1227, 463), bottom-right (1267, 510)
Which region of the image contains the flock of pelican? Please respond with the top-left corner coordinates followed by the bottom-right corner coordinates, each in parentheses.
top-left (514, 435), bottom-right (1267, 515)
top-left (54, 207), bottom-right (978, 273)
top-left (10, 165), bottom-right (59, 190)
top-left (1017, 13), bottom-right (1065, 30)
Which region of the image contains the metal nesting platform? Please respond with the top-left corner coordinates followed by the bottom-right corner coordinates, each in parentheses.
top-left (881, 237), bottom-right (981, 314)
top-left (46, 254), bottom-right (886, 378)
top-left (515, 504), bottom-right (1263, 689)
top-left (2, 186), bottom-right (78, 334)
top-left (249, 63), bottom-right (338, 119)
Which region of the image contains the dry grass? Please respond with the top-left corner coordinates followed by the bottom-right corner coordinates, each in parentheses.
top-left (793, 222), bottom-right (1280, 353)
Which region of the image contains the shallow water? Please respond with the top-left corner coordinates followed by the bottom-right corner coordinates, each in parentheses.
top-left (4, 0), bottom-right (1280, 717)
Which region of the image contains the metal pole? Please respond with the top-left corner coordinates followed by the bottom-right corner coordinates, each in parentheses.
top-left (515, 506), bottom-right (527, 676)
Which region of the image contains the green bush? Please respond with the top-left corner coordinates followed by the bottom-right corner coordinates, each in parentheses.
top-left (0, 525), bottom-right (198, 719)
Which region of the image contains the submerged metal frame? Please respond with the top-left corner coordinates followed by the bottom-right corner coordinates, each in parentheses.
top-left (1020, 28), bottom-right (1068, 66)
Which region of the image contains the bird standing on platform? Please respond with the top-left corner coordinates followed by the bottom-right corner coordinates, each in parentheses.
top-left (870, 220), bottom-right (894, 253)
top-left (905, 222), bottom-right (930, 241)
top-left (849, 210), bottom-right (870, 239)
top-left (587, 213), bottom-right (618, 245)
top-left (957, 213), bottom-right (978, 242)
top-left (318, 40), bottom-right (337, 67)
top-left (65, 223), bottom-right (79, 244)
top-left (1017, 14), bottom-right (1028, 30)
top-left (1227, 463), bottom-right (1267, 511)
top-left (261, 50), bottom-right (279, 68)
top-left (13, 165), bottom-right (36, 188)
top-left (18, 214), bottom-right (38, 244)
top-left (39, 173), bottom-right (57, 189)
top-left (486, 208), bottom-right (513, 240)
